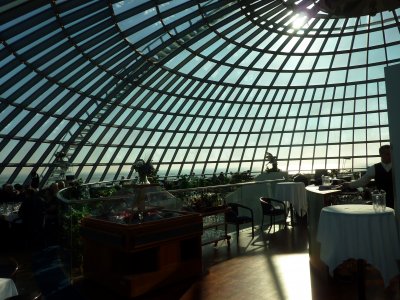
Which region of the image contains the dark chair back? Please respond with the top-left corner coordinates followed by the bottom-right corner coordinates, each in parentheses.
top-left (293, 174), bottom-right (309, 186)
top-left (5, 293), bottom-right (42, 300)
top-left (260, 197), bottom-right (274, 214)
top-left (0, 256), bottom-right (19, 279)
top-left (225, 203), bottom-right (239, 222)
top-left (225, 203), bottom-right (254, 239)
top-left (259, 197), bottom-right (287, 233)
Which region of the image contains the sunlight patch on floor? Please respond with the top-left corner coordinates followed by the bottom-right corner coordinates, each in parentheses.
top-left (271, 253), bottom-right (312, 300)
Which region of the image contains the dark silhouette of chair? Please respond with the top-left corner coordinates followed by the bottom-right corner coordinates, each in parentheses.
top-left (259, 197), bottom-right (287, 233)
top-left (5, 293), bottom-right (42, 300)
top-left (225, 203), bottom-right (254, 240)
top-left (0, 256), bottom-right (19, 280)
top-left (293, 173), bottom-right (309, 186)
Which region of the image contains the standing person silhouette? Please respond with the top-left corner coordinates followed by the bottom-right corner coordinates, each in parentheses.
top-left (30, 170), bottom-right (40, 190)
top-left (342, 144), bottom-right (394, 208)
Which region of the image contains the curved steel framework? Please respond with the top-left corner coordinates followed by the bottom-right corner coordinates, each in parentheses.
top-left (1, 0), bottom-right (400, 186)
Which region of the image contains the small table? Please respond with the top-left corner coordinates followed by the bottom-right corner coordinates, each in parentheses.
top-left (0, 278), bottom-right (18, 299)
top-left (275, 182), bottom-right (307, 224)
top-left (317, 204), bottom-right (400, 289)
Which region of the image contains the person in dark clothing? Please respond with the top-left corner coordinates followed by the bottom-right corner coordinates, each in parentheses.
top-left (342, 144), bottom-right (394, 208)
top-left (0, 183), bottom-right (17, 203)
top-left (18, 188), bottom-right (46, 249)
top-left (30, 170), bottom-right (40, 190)
top-left (43, 183), bottom-right (60, 245)
top-left (12, 184), bottom-right (26, 206)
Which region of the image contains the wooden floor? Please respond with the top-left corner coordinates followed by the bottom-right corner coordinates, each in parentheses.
top-left (6, 222), bottom-right (400, 300)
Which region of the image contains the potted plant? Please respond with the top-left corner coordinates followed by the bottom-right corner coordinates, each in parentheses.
top-left (265, 152), bottom-right (280, 172)
top-left (132, 158), bottom-right (156, 184)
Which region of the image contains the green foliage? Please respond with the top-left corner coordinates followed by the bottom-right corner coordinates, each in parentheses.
top-left (89, 186), bottom-right (117, 198)
top-left (132, 158), bottom-right (156, 177)
top-left (163, 171), bottom-right (254, 190)
top-left (61, 204), bottom-right (91, 266)
top-left (265, 152), bottom-right (280, 172)
top-left (64, 178), bottom-right (89, 199)
top-left (60, 199), bottom-right (126, 269)
top-left (182, 192), bottom-right (224, 211)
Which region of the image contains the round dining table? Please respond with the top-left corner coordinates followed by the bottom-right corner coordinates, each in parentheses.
top-left (317, 204), bottom-right (400, 288)
top-left (275, 182), bottom-right (307, 223)
top-left (0, 277), bottom-right (18, 299)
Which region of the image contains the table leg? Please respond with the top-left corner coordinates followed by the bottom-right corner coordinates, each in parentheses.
top-left (289, 203), bottom-right (296, 226)
top-left (357, 259), bottom-right (366, 300)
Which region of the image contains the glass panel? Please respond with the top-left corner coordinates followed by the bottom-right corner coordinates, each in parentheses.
top-left (0, 1), bottom-right (397, 183)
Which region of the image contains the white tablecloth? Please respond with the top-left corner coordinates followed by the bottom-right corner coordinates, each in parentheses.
top-left (0, 212), bottom-right (19, 223)
top-left (317, 204), bottom-right (400, 287)
top-left (0, 203), bottom-right (21, 223)
top-left (275, 182), bottom-right (307, 216)
top-left (0, 278), bottom-right (18, 300)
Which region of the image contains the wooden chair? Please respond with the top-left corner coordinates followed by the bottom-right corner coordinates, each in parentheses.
top-left (225, 203), bottom-right (254, 240)
top-left (259, 197), bottom-right (287, 233)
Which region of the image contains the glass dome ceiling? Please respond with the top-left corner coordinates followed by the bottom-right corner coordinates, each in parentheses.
top-left (1, 0), bottom-right (400, 186)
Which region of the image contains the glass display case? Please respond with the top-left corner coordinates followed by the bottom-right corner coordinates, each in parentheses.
top-left (58, 180), bottom-right (244, 296)
top-left (78, 184), bottom-right (203, 298)
top-left (201, 207), bottom-right (231, 246)
top-left (167, 188), bottom-right (231, 246)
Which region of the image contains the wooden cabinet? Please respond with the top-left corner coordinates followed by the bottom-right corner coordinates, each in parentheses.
top-left (80, 210), bottom-right (203, 298)
top-left (201, 207), bottom-right (231, 247)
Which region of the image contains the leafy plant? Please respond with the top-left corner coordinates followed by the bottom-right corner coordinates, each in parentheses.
top-left (265, 152), bottom-right (280, 172)
top-left (61, 204), bottom-right (91, 268)
top-left (132, 158), bottom-right (156, 177)
top-left (89, 186), bottom-right (117, 198)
